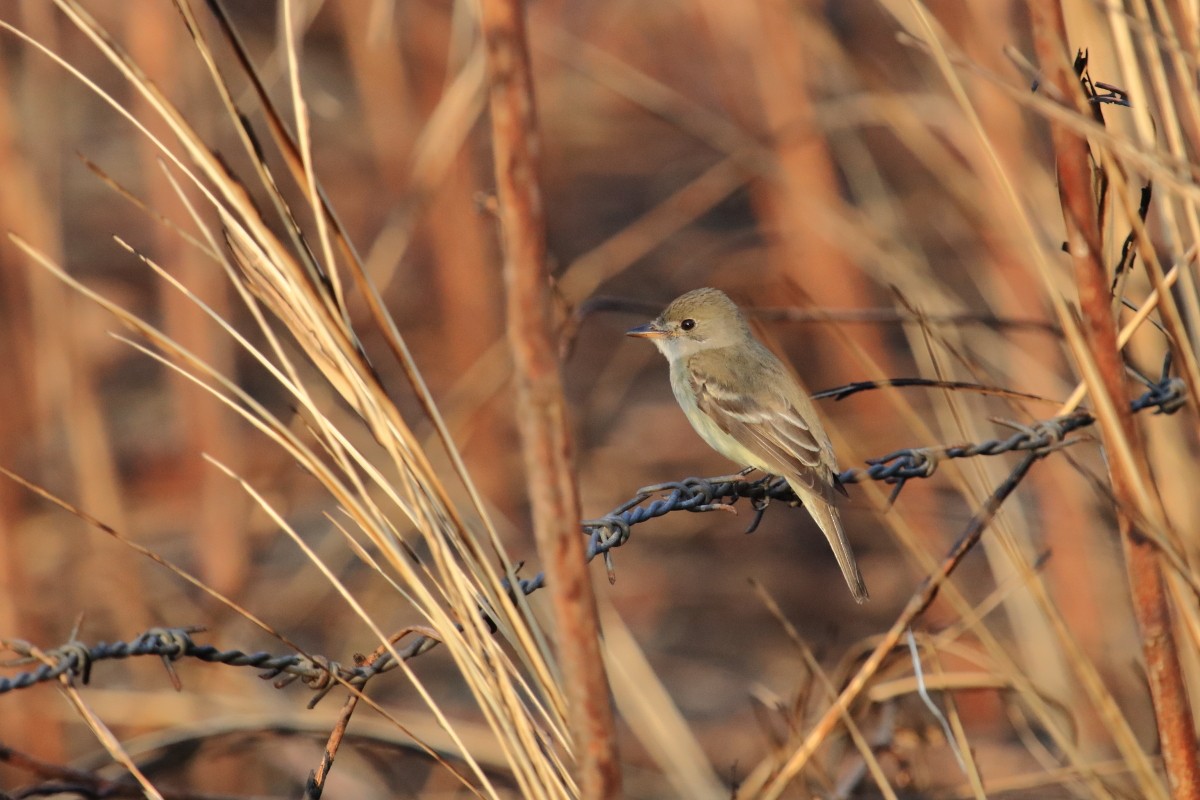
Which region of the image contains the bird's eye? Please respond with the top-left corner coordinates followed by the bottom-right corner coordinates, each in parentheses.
top-left (680, 318), bottom-right (696, 331)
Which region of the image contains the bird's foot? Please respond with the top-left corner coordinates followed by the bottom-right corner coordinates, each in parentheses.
top-left (705, 466), bottom-right (759, 485)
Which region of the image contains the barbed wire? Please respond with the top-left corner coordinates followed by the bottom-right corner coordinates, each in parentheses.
top-left (0, 626), bottom-right (435, 707)
top-left (578, 374), bottom-right (1186, 570)
top-left (0, 373), bottom-right (1186, 702)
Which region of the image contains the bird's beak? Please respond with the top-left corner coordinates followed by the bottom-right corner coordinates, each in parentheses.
top-left (626, 321), bottom-right (667, 339)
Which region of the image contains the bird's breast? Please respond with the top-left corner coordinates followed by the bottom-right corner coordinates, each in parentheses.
top-left (668, 359), bottom-right (763, 467)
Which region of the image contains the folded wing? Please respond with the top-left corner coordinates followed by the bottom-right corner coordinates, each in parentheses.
top-left (687, 349), bottom-right (868, 602)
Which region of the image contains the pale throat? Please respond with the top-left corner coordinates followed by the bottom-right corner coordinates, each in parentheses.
top-left (652, 334), bottom-right (709, 362)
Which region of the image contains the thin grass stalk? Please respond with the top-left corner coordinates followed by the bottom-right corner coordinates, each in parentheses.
top-left (51, 681), bottom-right (164, 800)
top-left (896, 7), bottom-right (1187, 794)
top-left (751, 581), bottom-right (903, 800)
top-left (193, 3), bottom-right (555, 674)
top-left (1030, 4), bottom-right (1200, 797)
top-left (741, 452), bottom-right (1043, 799)
top-left (12, 4), bottom-right (575, 791)
top-left (477, 0), bottom-right (621, 796)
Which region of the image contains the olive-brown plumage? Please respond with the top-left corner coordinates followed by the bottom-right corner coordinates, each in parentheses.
top-left (627, 288), bottom-right (868, 603)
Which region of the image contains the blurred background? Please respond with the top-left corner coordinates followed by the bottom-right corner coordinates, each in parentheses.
top-left (1, 0), bottom-right (1197, 797)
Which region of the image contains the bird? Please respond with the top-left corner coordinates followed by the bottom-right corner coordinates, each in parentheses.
top-left (626, 287), bottom-right (868, 603)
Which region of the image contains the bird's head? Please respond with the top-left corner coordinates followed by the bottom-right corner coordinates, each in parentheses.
top-left (626, 287), bottom-right (750, 360)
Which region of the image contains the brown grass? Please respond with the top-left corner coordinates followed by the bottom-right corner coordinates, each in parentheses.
top-left (1, 1), bottom-right (1199, 798)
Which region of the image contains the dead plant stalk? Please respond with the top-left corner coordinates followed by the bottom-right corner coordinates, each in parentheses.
top-left (1030, 4), bottom-right (1200, 797)
top-left (478, 0), bottom-right (622, 796)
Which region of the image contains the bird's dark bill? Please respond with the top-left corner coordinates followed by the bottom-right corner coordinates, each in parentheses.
top-left (626, 322), bottom-right (666, 338)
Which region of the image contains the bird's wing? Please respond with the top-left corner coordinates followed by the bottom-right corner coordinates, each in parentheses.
top-left (688, 352), bottom-right (833, 497)
top-left (689, 348), bottom-right (866, 603)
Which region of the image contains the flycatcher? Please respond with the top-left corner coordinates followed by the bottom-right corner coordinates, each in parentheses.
top-left (627, 287), bottom-right (868, 603)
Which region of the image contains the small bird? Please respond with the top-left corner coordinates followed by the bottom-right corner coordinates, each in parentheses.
top-left (627, 287), bottom-right (868, 603)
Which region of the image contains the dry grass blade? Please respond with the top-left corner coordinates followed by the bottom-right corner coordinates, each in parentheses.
top-left (7, 1), bottom-right (1200, 797)
top-left (599, 604), bottom-right (725, 799)
top-left (5, 4), bottom-right (576, 797)
top-left (1031, 5), bottom-right (1200, 797)
top-left (188, 1), bottom-right (556, 687)
top-left (740, 453), bottom-right (1042, 799)
top-left (750, 580), bottom-right (902, 800)
top-left (47, 677), bottom-right (165, 800)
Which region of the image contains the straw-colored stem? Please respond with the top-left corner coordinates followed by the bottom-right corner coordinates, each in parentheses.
top-left (478, 0), bottom-right (621, 796)
top-left (1031, 5), bottom-right (1200, 798)
top-left (741, 453), bottom-right (1042, 799)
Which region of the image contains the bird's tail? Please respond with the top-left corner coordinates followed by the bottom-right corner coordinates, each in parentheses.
top-left (797, 487), bottom-right (869, 603)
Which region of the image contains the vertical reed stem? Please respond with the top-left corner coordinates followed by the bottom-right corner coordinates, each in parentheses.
top-left (478, 0), bottom-right (622, 795)
top-left (1030, 5), bottom-right (1199, 796)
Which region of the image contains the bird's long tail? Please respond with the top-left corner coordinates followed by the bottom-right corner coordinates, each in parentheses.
top-left (795, 485), bottom-right (869, 603)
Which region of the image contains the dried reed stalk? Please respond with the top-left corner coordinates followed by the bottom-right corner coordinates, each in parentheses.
top-left (478, 0), bottom-right (621, 796)
top-left (1031, 4), bottom-right (1200, 797)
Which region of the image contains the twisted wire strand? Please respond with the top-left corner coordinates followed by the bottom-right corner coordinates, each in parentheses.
top-left (0, 375), bottom-right (1185, 699)
top-left (578, 375), bottom-right (1185, 561)
top-left (0, 627), bottom-right (431, 701)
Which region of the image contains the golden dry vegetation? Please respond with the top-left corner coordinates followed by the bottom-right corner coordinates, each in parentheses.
top-left (1, 1), bottom-right (1199, 798)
